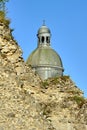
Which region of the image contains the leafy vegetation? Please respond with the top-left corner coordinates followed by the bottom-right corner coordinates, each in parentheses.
top-left (73, 96), bottom-right (85, 108)
top-left (60, 75), bottom-right (70, 82)
top-left (0, 10), bottom-right (10, 26)
top-left (47, 75), bottom-right (70, 85)
top-left (66, 89), bottom-right (81, 95)
top-left (0, 0), bottom-right (9, 12)
top-left (0, 0), bottom-right (10, 26)
top-left (41, 80), bottom-right (49, 89)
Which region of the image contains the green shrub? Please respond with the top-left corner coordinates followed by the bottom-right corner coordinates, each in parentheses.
top-left (49, 75), bottom-right (70, 85)
top-left (41, 81), bottom-right (49, 89)
top-left (73, 96), bottom-right (85, 108)
top-left (0, 11), bottom-right (10, 26)
top-left (60, 75), bottom-right (70, 81)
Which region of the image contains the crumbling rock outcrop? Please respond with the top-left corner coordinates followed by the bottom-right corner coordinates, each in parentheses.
top-left (0, 22), bottom-right (87, 130)
top-left (0, 22), bottom-right (41, 85)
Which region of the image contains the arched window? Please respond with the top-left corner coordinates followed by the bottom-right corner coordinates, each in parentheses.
top-left (42, 36), bottom-right (44, 43)
top-left (46, 36), bottom-right (50, 43)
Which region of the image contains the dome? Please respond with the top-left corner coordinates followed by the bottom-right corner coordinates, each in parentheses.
top-left (26, 23), bottom-right (64, 79)
top-left (27, 47), bottom-right (63, 69)
top-left (37, 25), bottom-right (51, 35)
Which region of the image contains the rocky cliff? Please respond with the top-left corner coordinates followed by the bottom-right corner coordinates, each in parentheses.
top-left (0, 18), bottom-right (87, 130)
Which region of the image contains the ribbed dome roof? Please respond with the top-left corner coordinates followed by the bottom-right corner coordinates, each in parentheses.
top-left (26, 47), bottom-right (63, 69)
top-left (26, 23), bottom-right (64, 79)
top-left (37, 25), bottom-right (51, 34)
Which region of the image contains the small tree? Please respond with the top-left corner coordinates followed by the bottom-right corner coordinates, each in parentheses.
top-left (0, 0), bottom-right (9, 12)
top-left (0, 0), bottom-right (10, 26)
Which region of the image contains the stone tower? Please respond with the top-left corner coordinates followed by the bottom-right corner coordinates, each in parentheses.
top-left (26, 23), bottom-right (64, 79)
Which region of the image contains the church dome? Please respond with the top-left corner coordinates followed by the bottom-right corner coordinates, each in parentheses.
top-left (26, 23), bottom-right (64, 79)
top-left (27, 47), bottom-right (63, 69)
top-left (37, 25), bottom-right (51, 34)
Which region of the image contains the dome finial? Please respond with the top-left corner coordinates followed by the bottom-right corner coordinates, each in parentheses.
top-left (43, 20), bottom-right (45, 26)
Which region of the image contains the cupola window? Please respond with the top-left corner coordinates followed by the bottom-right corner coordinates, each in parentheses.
top-left (42, 36), bottom-right (44, 43)
top-left (46, 36), bottom-right (50, 43)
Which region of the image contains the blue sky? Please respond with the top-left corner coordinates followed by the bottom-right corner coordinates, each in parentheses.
top-left (6, 0), bottom-right (87, 97)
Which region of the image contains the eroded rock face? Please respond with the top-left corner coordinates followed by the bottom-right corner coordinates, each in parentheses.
top-left (0, 22), bottom-right (41, 84)
top-left (0, 22), bottom-right (87, 130)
